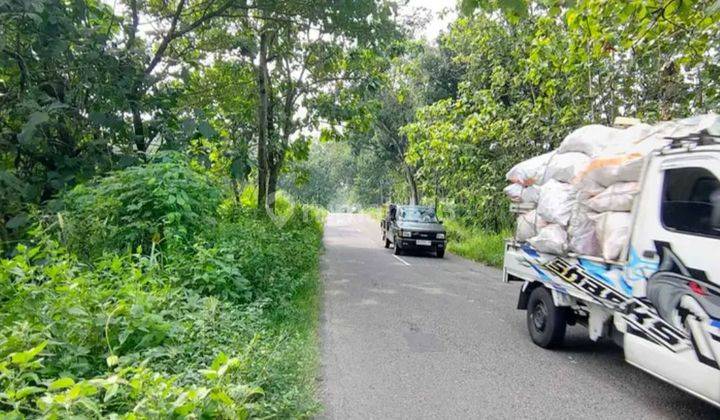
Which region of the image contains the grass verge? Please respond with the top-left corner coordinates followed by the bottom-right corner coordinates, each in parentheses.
top-left (363, 206), bottom-right (383, 221)
top-left (444, 219), bottom-right (509, 268)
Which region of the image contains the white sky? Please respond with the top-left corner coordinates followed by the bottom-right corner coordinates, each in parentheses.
top-left (404, 0), bottom-right (457, 42)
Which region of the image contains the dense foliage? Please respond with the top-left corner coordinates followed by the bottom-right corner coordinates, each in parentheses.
top-left (0, 0), bottom-right (403, 247)
top-left (331, 0), bottom-right (720, 231)
top-left (0, 159), bottom-right (324, 418)
top-left (61, 153), bottom-right (222, 258)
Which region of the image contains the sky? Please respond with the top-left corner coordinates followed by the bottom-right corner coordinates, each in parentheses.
top-left (404, 0), bottom-right (458, 42)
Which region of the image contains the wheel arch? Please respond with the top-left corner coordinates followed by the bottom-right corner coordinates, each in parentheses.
top-left (517, 280), bottom-right (545, 310)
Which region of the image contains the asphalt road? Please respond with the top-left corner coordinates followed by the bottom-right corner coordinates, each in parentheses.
top-left (318, 213), bottom-right (720, 419)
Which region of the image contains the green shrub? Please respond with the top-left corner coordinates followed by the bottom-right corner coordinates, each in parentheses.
top-left (445, 219), bottom-right (509, 267)
top-left (60, 153), bottom-right (222, 258)
top-left (1, 161), bottom-right (325, 417)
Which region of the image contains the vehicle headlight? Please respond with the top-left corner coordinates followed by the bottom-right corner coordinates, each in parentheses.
top-left (436, 233), bottom-right (445, 239)
top-left (401, 230), bottom-right (412, 238)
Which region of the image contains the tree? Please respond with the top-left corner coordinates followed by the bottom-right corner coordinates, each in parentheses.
top-left (244, 0), bottom-right (402, 210)
top-left (402, 0), bottom-right (720, 231)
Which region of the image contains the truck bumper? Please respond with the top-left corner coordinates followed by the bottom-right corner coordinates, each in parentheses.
top-left (398, 239), bottom-right (446, 251)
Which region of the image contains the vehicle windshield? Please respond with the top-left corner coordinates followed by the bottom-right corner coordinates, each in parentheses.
top-left (398, 207), bottom-right (438, 223)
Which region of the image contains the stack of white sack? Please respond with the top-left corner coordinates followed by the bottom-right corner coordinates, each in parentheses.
top-left (504, 113), bottom-right (720, 259)
top-left (570, 114), bottom-right (719, 259)
top-left (515, 210), bottom-right (547, 242)
top-left (504, 152), bottom-right (553, 244)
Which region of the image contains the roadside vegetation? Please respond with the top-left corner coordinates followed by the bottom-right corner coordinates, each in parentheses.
top-left (1, 0), bottom-right (719, 414)
top-left (317, 1), bottom-right (720, 265)
top-left (0, 155), bottom-right (324, 417)
top-left (443, 221), bottom-right (509, 268)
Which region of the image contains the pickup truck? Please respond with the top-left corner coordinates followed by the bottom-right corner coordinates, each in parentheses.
top-left (503, 131), bottom-right (720, 406)
top-left (381, 205), bottom-right (447, 258)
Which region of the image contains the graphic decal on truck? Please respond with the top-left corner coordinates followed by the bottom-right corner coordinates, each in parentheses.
top-left (539, 256), bottom-right (691, 353)
top-left (645, 241), bottom-right (720, 369)
top-left (542, 258), bottom-right (627, 307)
top-left (521, 240), bottom-right (720, 369)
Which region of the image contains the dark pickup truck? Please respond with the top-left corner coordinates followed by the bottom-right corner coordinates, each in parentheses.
top-left (381, 205), bottom-right (447, 258)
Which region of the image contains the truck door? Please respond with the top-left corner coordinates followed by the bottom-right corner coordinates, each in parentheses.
top-left (626, 150), bottom-right (720, 406)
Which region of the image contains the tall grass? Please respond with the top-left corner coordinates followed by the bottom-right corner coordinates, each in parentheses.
top-left (363, 206), bottom-right (383, 221)
top-left (444, 219), bottom-right (509, 268)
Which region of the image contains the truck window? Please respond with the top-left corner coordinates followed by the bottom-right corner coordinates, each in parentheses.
top-left (661, 167), bottom-right (720, 238)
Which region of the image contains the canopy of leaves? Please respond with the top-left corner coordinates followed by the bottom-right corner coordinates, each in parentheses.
top-left (401, 0), bottom-right (720, 230)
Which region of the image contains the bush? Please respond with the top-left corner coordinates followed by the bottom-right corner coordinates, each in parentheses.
top-left (60, 153), bottom-right (222, 258)
top-left (445, 219), bottom-right (509, 267)
top-left (0, 161), bottom-right (325, 418)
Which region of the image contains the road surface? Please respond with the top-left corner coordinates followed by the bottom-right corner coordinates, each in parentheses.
top-left (319, 213), bottom-right (719, 419)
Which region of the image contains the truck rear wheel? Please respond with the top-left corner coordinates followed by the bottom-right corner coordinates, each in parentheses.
top-left (385, 237), bottom-right (390, 248)
top-left (526, 286), bottom-right (567, 349)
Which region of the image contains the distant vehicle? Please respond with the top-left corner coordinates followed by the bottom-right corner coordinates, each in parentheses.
top-left (381, 205), bottom-right (446, 258)
top-left (503, 130), bottom-right (720, 407)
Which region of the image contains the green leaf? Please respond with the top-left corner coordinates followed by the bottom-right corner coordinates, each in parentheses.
top-left (67, 306), bottom-right (88, 317)
top-left (16, 386), bottom-right (45, 399)
top-left (49, 377), bottom-right (75, 391)
top-left (10, 341), bottom-right (47, 365)
top-left (103, 383), bottom-right (119, 402)
top-left (6, 213), bottom-right (28, 230)
top-left (198, 121), bottom-right (217, 138)
top-left (499, 0), bottom-right (528, 17)
top-left (210, 352), bottom-right (228, 371)
top-left (18, 111), bottom-right (49, 145)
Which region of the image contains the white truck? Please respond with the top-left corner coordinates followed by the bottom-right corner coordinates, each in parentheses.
top-left (503, 130), bottom-right (720, 407)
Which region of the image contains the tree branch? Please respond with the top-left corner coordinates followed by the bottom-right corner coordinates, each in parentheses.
top-left (144, 0), bottom-right (187, 76)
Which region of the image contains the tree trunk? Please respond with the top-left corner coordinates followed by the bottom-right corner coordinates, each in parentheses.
top-left (131, 101), bottom-right (146, 152)
top-left (403, 163), bottom-right (420, 205)
top-left (256, 29), bottom-right (269, 210)
top-left (266, 78), bottom-right (279, 211)
top-left (267, 162), bottom-right (279, 210)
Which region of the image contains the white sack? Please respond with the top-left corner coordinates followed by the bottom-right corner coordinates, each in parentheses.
top-left (656, 113), bottom-right (720, 139)
top-left (505, 151), bottom-right (554, 186)
top-left (612, 123), bottom-right (653, 145)
top-left (516, 210), bottom-right (545, 242)
top-left (536, 180), bottom-right (577, 226)
top-left (503, 184), bottom-right (541, 204)
top-left (587, 182), bottom-right (639, 213)
top-left (543, 152), bottom-right (591, 183)
top-left (590, 212), bottom-right (632, 261)
top-left (575, 177), bottom-right (605, 201)
top-left (558, 125), bottom-right (621, 157)
top-left (528, 224), bottom-right (567, 255)
top-left (567, 205), bottom-right (600, 256)
top-left (575, 152), bottom-right (647, 187)
top-left (503, 183), bottom-right (523, 202)
top-left (521, 185), bottom-right (541, 204)
top-left (581, 115), bottom-right (720, 186)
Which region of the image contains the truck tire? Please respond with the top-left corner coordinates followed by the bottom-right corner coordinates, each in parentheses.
top-left (436, 249), bottom-right (445, 258)
top-left (526, 286), bottom-right (567, 349)
top-left (393, 237), bottom-right (402, 255)
top-left (385, 237), bottom-right (390, 248)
